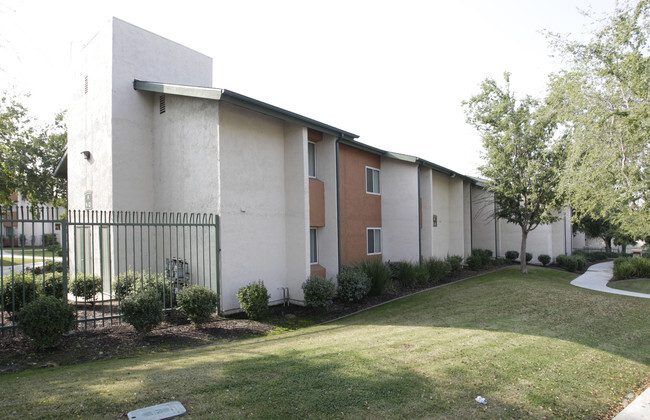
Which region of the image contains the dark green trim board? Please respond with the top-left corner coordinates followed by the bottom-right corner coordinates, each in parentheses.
top-left (134, 80), bottom-right (358, 141)
top-left (417, 165), bottom-right (422, 263)
top-left (336, 136), bottom-right (342, 274)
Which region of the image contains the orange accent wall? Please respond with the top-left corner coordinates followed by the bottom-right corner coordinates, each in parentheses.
top-left (338, 143), bottom-right (382, 265)
top-left (309, 178), bottom-right (325, 227)
top-left (310, 263), bottom-right (327, 278)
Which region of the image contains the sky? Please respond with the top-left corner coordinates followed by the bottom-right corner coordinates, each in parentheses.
top-left (0, 0), bottom-right (619, 177)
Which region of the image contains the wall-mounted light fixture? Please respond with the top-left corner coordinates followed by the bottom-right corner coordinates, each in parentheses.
top-left (81, 151), bottom-right (91, 160)
top-left (450, 173), bottom-right (456, 178)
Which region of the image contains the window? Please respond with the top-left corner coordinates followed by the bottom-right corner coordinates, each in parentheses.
top-left (366, 167), bottom-right (380, 194)
top-left (310, 228), bottom-right (318, 264)
top-left (308, 142), bottom-right (316, 178)
top-left (367, 228), bottom-right (381, 255)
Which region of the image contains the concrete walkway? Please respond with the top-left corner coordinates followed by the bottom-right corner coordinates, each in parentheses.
top-left (570, 261), bottom-right (650, 299)
top-left (571, 261), bottom-right (650, 419)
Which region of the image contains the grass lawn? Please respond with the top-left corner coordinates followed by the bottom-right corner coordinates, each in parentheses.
top-left (609, 278), bottom-right (650, 294)
top-left (0, 267), bottom-right (648, 419)
top-left (1, 249), bottom-right (55, 265)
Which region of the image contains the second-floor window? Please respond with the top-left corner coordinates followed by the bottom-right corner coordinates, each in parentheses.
top-left (308, 142), bottom-right (316, 178)
top-left (366, 166), bottom-right (380, 194)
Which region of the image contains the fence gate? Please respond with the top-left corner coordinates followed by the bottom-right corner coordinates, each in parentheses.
top-left (0, 207), bottom-right (219, 335)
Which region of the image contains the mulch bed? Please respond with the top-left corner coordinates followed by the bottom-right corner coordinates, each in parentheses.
top-left (0, 263), bottom-right (539, 374)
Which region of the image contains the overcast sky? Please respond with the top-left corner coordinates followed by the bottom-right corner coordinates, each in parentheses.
top-left (0, 0), bottom-right (618, 176)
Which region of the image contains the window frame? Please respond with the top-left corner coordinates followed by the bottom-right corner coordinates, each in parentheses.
top-left (365, 166), bottom-right (380, 195)
top-left (367, 227), bottom-right (382, 255)
top-left (309, 227), bottom-right (318, 264)
top-left (308, 142), bottom-right (316, 179)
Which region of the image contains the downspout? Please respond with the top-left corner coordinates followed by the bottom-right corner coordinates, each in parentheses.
top-left (469, 184), bottom-right (473, 252)
top-left (551, 209), bottom-right (569, 255)
top-left (335, 134), bottom-right (343, 274)
top-left (417, 165), bottom-right (422, 264)
top-left (494, 196), bottom-right (498, 257)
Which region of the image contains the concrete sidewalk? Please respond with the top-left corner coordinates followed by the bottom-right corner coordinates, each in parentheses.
top-left (570, 261), bottom-right (650, 299)
top-left (571, 261), bottom-right (650, 419)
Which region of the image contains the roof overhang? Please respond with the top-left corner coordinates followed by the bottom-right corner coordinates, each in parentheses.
top-left (134, 80), bottom-right (359, 141)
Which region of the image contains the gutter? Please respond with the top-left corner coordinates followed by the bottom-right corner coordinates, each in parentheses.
top-left (335, 134), bottom-right (343, 273)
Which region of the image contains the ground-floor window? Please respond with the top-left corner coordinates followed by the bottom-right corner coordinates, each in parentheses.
top-left (367, 228), bottom-right (381, 255)
top-left (310, 228), bottom-right (318, 264)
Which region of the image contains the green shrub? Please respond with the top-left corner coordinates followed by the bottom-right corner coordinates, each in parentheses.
top-left (358, 261), bottom-right (391, 296)
top-left (564, 257), bottom-right (578, 272)
top-left (446, 255), bottom-right (463, 274)
top-left (112, 271), bottom-right (171, 304)
top-left (336, 267), bottom-right (370, 302)
top-left (556, 254), bottom-right (569, 267)
top-left (42, 233), bottom-right (58, 247)
top-left (41, 272), bottom-right (65, 298)
top-left (414, 264), bottom-right (429, 285)
top-left (70, 273), bottom-right (103, 301)
top-left (614, 257), bottom-right (650, 280)
top-left (113, 271), bottom-right (137, 300)
top-left (466, 254), bottom-right (483, 270)
top-left (1, 275), bottom-right (38, 315)
top-left (525, 252), bottom-right (533, 263)
top-left (505, 250), bottom-right (519, 263)
top-left (119, 289), bottom-right (165, 334)
top-left (17, 296), bottom-right (76, 350)
top-left (237, 281), bottom-right (270, 320)
top-left (395, 261), bottom-right (417, 288)
top-left (538, 254), bottom-right (551, 266)
top-left (492, 257), bottom-right (507, 266)
top-left (177, 285), bottom-right (218, 327)
top-left (472, 249), bottom-right (493, 266)
top-left (302, 275), bottom-right (336, 309)
top-left (574, 255), bottom-right (587, 271)
top-left (425, 258), bottom-right (451, 284)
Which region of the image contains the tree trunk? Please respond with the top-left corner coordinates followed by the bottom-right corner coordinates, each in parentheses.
top-left (520, 227), bottom-right (528, 274)
top-left (603, 236), bottom-right (613, 253)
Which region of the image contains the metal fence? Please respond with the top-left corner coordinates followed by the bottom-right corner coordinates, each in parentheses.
top-left (0, 207), bottom-right (219, 335)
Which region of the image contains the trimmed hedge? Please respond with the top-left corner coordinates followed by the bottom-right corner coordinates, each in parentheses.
top-left (119, 289), bottom-right (165, 334)
top-left (538, 254), bottom-right (551, 266)
top-left (302, 275), bottom-right (336, 309)
top-left (17, 296), bottom-right (76, 350)
top-left (505, 250), bottom-right (519, 263)
top-left (336, 267), bottom-right (370, 302)
top-left (237, 281), bottom-right (270, 320)
top-left (177, 285), bottom-right (218, 327)
top-left (425, 258), bottom-right (451, 284)
top-left (70, 273), bottom-right (103, 302)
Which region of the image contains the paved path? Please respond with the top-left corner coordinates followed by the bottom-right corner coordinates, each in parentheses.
top-left (570, 261), bottom-right (650, 299)
top-left (571, 261), bottom-right (650, 419)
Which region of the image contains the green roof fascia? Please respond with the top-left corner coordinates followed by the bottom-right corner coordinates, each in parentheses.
top-left (339, 139), bottom-right (418, 164)
top-left (133, 80), bottom-right (359, 141)
top-left (416, 158), bottom-right (476, 183)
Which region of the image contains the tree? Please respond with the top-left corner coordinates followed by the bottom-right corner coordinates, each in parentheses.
top-left (547, 0), bottom-right (650, 239)
top-left (463, 73), bottom-right (565, 274)
top-left (0, 93), bottom-right (67, 207)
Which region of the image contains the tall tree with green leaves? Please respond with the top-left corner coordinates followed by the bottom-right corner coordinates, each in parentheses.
top-left (0, 93), bottom-right (67, 207)
top-left (547, 0), bottom-right (649, 239)
top-left (463, 73), bottom-right (565, 274)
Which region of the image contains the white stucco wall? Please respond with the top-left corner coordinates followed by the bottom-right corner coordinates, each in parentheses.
top-left (380, 158), bottom-right (420, 263)
top-left (429, 171), bottom-right (467, 258)
top-left (218, 103), bottom-right (310, 312)
top-left (283, 124), bottom-right (310, 305)
top-left (470, 186), bottom-right (497, 254)
top-left (111, 18), bottom-right (213, 211)
top-left (69, 17), bottom-right (213, 213)
top-left (419, 168), bottom-right (434, 260)
top-left (315, 136), bottom-right (339, 279)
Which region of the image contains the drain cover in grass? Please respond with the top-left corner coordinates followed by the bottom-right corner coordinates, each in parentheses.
top-left (127, 401), bottom-right (186, 420)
